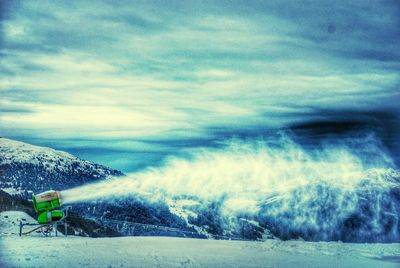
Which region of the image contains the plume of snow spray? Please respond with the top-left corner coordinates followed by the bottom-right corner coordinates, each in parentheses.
top-left (61, 133), bottom-right (400, 242)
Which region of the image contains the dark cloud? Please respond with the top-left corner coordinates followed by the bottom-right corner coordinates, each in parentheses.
top-left (289, 109), bottom-right (400, 165)
top-left (235, 0), bottom-right (400, 65)
top-left (0, 107), bottom-right (33, 113)
top-left (350, 49), bottom-right (400, 62)
top-left (0, 0), bottom-right (19, 46)
top-left (0, 0), bottom-right (20, 21)
top-left (0, 88), bottom-right (53, 103)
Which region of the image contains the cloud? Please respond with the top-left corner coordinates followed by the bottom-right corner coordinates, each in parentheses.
top-left (1, 0), bottom-right (399, 171)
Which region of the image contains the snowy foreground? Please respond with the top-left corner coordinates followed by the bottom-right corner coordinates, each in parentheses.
top-left (1, 211), bottom-right (399, 268)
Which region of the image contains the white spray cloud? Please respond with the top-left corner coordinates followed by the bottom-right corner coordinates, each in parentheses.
top-left (61, 134), bottom-right (399, 241)
top-left (62, 134), bottom-right (394, 202)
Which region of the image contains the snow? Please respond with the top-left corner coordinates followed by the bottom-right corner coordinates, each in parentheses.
top-left (0, 211), bottom-right (37, 236)
top-left (0, 137), bottom-right (118, 177)
top-left (1, 211), bottom-right (399, 267)
top-left (0, 138), bottom-right (123, 193)
top-left (166, 198), bottom-right (209, 238)
top-left (0, 138), bottom-right (75, 166)
top-left (0, 188), bottom-right (24, 196)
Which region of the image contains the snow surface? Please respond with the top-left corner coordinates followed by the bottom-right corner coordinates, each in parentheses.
top-left (0, 138), bottom-right (75, 166)
top-left (1, 211), bottom-right (399, 268)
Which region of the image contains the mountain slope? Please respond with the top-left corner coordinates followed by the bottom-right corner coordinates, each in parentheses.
top-left (0, 137), bottom-right (124, 194)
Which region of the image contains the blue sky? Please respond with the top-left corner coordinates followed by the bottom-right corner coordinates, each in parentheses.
top-left (1, 0), bottom-right (399, 172)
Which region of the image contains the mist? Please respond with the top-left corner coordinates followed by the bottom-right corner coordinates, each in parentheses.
top-left (61, 132), bottom-right (400, 242)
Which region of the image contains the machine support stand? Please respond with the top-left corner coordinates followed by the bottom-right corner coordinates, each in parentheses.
top-left (19, 206), bottom-right (71, 237)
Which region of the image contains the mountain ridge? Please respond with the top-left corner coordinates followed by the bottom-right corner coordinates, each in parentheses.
top-left (0, 137), bottom-right (124, 194)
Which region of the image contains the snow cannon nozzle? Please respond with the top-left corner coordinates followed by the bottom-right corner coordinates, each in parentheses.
top-left (32, 190), bottom-right (62, 213)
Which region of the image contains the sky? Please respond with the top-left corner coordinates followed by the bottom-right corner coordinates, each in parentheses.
top-left (1, 0), bottom-right (399, 172)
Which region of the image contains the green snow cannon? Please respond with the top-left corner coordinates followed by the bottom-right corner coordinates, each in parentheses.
top-left (32, 190), bottom-right (65, 224)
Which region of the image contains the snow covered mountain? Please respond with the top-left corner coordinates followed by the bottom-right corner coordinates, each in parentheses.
top-left (0, 137), bottom-right (124, 195)
top-left (0, 138), bottom-right (198, 238)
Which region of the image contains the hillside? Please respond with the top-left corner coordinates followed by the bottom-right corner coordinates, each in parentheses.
top-left (0, 137), bottom-right (124, 194)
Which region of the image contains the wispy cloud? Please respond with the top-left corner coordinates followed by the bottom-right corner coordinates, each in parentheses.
top-left (1, 0), bottom-right (399, 171)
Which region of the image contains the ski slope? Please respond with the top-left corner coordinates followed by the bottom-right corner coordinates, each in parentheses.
top-left (1, 211), bottom-right (399, 268)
